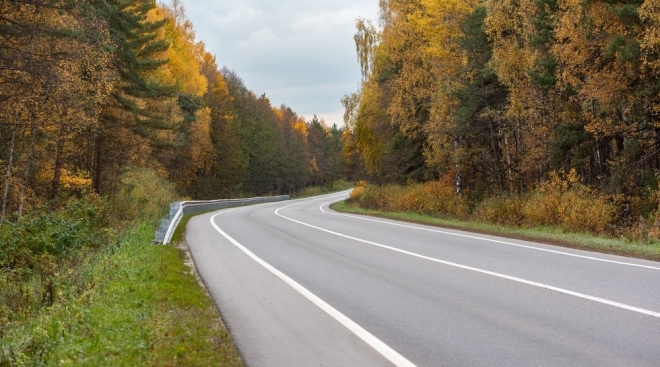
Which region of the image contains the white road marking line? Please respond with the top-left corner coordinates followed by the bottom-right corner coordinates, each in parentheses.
top-left (209, 211), bottom-right (416, 367)
top-left (318, 200), bottom-right (660, 271)
top-left (274, 202), bottom-right (660, 319)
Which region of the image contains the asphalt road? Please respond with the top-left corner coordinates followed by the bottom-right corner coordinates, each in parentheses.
top-left (185, 191), bottom-right (660, 366)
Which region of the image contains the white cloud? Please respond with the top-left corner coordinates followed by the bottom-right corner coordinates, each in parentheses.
top-left (209, 5), bottom-right (264, 27)
top-left (178, 0), bottom-right (379, 126)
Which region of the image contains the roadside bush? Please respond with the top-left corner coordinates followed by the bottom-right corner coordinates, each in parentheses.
top-left (350, 170), bottom-right (615, 235)
top-left (0, 195), bottom-right (113, 332)
top-left (392, 179), bottom-right (468, 218)
top-left (332, 179), bottom-right (353, 191)
top-left (106, 167), bottom-right (178, 225)
top-left (297, 186), bottom-right (326, 198)
top-left (523, 170), bottom-right (614, 233)
top-left (473, 194), bottom-right (526, 226)
top-left (294, 179), bottom-right (354, 198)
top-left (358, 184), bottom-right (405, 210)
top-left (349, 181), bottom-right (368, 202)
top-left (0, 195), bottom-right (110, 270)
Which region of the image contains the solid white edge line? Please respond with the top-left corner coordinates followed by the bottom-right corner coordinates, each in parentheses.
top-left (318, 201), bottom-right (660, 271)
top-left (274, 202), bottom-right (660, 319)
top-left (209, 211), bottom-right (416, 367)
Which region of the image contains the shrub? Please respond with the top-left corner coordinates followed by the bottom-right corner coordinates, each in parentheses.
top-left (332, 179), bottom-right (353, 191)
top-left (0, 195), bottom-right (111, 270)
top-left (349, 181), bottom-right (368, 202)
top-left (358, 184), bottom-right (405, 211)
top-left (0, 195), bottom-right (113, 329)
top-left (392, 179), bottom-right (468, 218)
top-left (106, 167), bottom-right (178, 225)
top-left (473, 194), bottom-right (526, 226)
top-left (349, 186), bottom-right (365, 201)
top-left (523, 170), bottom-right (614, 233)
top-left (297, 186), bottom-right (326, 198)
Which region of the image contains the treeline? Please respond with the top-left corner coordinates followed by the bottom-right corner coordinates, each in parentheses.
top-left (343, 0), bottom-right (660, 210)
top-left (0, 0), bottom-right (344, 221)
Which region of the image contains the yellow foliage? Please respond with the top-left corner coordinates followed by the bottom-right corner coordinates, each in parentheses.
top-left (474, 170), bottom-right (614, 233)
top-left (350, 186), bottom-right (365, 201)
top-left (294, 119), bottom-right (308, 138)
top-left (523, 170), bottom-right (615, 233)
top-left (60, 169), bottom-right (92, 189)
top-left (106, 168), bottom-right (178, 224)
top-left (473, 195), bottom-right (527, 226)
top-left (188, 107), bottom-right (215, 174)
top-left (358, 184), bottom-right (407, 211)
top-left (354, 81), bottom-right (388, 175)
top-left (354, 170), bottom-right (614, 234)
top-left (391, 179), bottom-right (468, 218)
top-left (149, 4), bottom-right (207, 96)
top-left (354, 176), bottom-right (468, 218)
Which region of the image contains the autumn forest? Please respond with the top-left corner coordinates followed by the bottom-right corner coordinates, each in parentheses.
top-left (343, 0), bottom-right (660, 238)
top-left (0, 0), bottom-right (346, 223)
top-left (2, 0), bottom-right (660, 362)
top-left (2, 0), bottom-right (660, 234)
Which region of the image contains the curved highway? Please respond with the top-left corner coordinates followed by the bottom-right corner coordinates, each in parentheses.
top-left (185, 191), bottom-right (660, 366)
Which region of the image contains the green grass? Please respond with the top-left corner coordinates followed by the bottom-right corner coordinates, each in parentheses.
top-left (331, 200), bottom-right (660, 262)
top-left (172, 214), bottom-right (195, 244)
top-left (1, 223), bottom-right (243, 366)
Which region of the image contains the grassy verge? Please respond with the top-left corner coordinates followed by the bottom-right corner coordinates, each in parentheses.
top-left (331, 200), bottom-right (660, 262)
top-left (1, 223), bottom-right (243, 366)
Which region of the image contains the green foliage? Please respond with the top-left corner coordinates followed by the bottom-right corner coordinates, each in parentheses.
top-left (605, 35), bottom-right (641, 62)
top-left (610, 3), bottom-right (641, 23)
top-left (95, 0), bottom-right (177, 127)
top-left (528, 56), bottom-right (558, 89)
top-left (292, 180), bottom-right (354, 199)
top-left (0, 224), bottom-right (243, 366)
top-left (0, 196), bottom-right (111, 271)
top-left (178, 94), bottom-right (204, 124)
top-left (549, 123), bottom-right (593, 170)
top-left (332, 179), bottom-right (353, 191)
top-left (0, 196), bottom-right (113, 338)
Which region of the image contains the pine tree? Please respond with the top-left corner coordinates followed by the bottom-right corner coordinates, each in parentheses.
top-left (90, 0), bottom-right (176, 193)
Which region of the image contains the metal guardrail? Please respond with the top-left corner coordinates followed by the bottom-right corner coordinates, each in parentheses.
top-left (154, 195), bottom-right (290, 244)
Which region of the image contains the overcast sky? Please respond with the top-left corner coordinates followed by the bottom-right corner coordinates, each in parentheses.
top-left (178, 0), bottom-right (380, 127)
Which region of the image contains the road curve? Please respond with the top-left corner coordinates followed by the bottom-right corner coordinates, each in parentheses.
top-left (185, 191), bottom-right (660, 366)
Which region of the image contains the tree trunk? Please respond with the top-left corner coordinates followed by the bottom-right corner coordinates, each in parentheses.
top-left (454, 138), bottom-right (462, 197)
top-left (1, 129), bottom-right (16, 221)
top-left (18, 124), bottom-right (38, 220)
top-left (51, 123), bottom-right (66, 199)
top-left (93, 134), bottom-right (103, 195)
top-left (502, 125), bottom-right (513, 193)
top-left (488, 119), bottom-right (505, 191)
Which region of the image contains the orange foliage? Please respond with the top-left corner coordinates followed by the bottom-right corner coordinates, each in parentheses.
top-left (355, 175), bottom-right (469, 218)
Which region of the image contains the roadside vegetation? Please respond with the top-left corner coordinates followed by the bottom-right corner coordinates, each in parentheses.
top-left (338, 176), bottom-right (660, 262)
top-left (2, 0), bottom-right (349, 363)
top-left (0, 172), bottom-right (243, 366)
top-left (335, 0), bottom-right (660, 265)
top-left (292, 179), bottom-right (353, 198)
